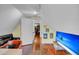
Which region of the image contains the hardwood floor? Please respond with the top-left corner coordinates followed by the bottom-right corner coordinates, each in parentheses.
top-left (22, 44), bottom-right (67, 55)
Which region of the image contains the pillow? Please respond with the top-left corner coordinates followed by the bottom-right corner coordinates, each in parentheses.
top-left (2, 34), bottom-right (13, 40)
top-left (0, 34), bottom-right (13, 46)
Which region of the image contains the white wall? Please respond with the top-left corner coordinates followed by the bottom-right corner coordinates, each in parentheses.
top-left (12, 23), bottom-right (21, 37)
top-left (40, 4), bottom-right (79, 43)
top-left (0, 5), bottom-right (22, 35)
top-left (21, 17), bottom-right (33, 45)
top-left (40, 23), bottom-right (56, 43)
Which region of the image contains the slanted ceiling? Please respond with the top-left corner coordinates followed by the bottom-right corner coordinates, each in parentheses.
top-left (0, 4), bottom-right (40, 35)
top-left (0, 5), bottom-right (22, 35)
top-left (13, 4), bottom-right (40, 17)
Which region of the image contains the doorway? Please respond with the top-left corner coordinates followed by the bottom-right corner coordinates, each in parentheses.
top-left (32, 23), bottom-right (41, 54)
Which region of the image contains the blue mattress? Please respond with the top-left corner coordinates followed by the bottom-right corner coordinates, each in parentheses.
top-left (56, 31), bottom-right (79, 55)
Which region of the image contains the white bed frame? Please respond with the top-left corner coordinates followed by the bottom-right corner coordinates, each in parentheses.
top-left (57, 41), bottom-right (77, 55)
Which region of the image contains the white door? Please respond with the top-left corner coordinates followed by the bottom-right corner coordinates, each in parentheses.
top-left (21, 17), bottom-right (33, 45)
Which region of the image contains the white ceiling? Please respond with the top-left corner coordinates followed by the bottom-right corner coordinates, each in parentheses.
top-left (13, 4), bottom-right (41, 17)
top-left (0, 4), bottom-right (41, 35)
top-left (0, 5), bottom-right (22, 35)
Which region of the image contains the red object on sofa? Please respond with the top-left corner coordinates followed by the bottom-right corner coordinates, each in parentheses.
top-left (10, 40), bottom-right (22, 48)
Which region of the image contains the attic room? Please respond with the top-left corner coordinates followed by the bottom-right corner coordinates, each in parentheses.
top-left (0, 4), bottom-right (79, 55)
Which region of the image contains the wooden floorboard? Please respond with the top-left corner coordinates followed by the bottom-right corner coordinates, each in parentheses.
top-left (22, 44), bottom-right (67, 55)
